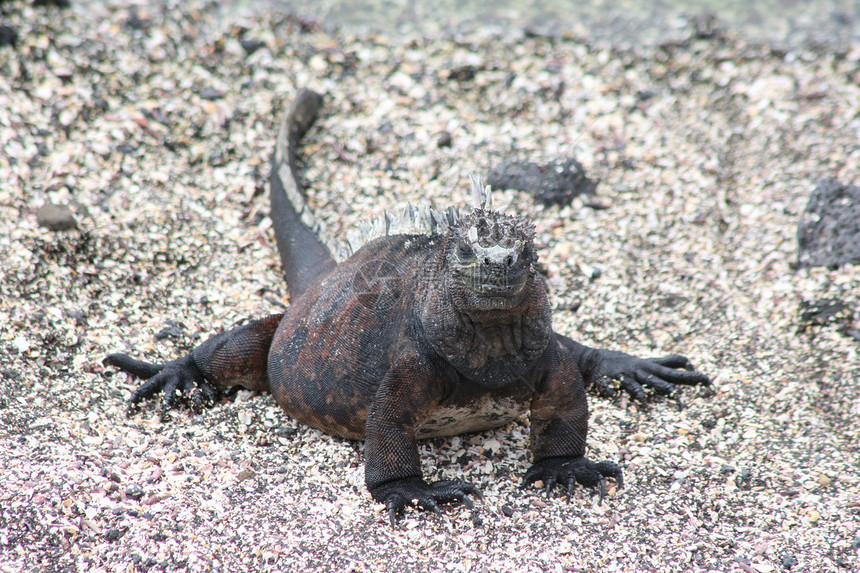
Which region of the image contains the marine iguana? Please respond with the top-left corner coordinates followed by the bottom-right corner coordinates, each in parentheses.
top-left (104, 89), bottom-right (710, 526)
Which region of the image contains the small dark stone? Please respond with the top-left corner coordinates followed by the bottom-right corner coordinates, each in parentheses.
top-left (447, 65), bottom-right (479, 82)
top-left (125, 484), bottom-right (145, 500)
top-left (125, 10), bottom-right (151, 31)
top-left (105, 528), bottom-right (124, 542)
top-left (1, 369), bottom-right (19, 383)
top-left (208, 150), bottom-right (227, 166)
top-left (720, 465), bottom-right (736, 475)
top-left (436, 130), bottom-right (452, 148)
top-left (117, 144), bottom-right (136, 154)
top-left (471, 511), bottom-right (483, 527)
top-left (36, 203), bottom-right (77, 231)
top-left (501, 504), bottom-right (515, 517)
top-left (33, 0), bottom-right (71, 7)
top-left (798, 178), bottom-right (860, 268)
top-left (154, 321), bottom-right (185, 340)
top-left (274, 426), bottom-right (296, 438)
top-left (0, 25), bottom-right (18, 47)
top-left (240, 39), bottom-right (265, 55)
top-left (781, 554), bottom-right (798, 569)
top-left (199, 87), bottom-right (224, 101)
top-left (487, 157), bottom-right (597, 207)
top-left (797, 298), bottom-right (854, 332)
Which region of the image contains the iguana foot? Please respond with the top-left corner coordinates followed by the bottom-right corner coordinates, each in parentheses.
top-left (591, 350), bottom-right (711, 404)
top-left (521, 456), bottom-right (623, 503)
top-left (103, 353), bottom-right (219, 417)
top-left (370, 478), bottom-right (482, 527)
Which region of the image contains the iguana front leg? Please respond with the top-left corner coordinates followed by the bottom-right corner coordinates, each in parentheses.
top-left (555, 331), bottom-right (710, 403)
top-left (104, 314), bottom-right (283, 415)
top-left (523, 340), bottom-right (623, 501)
top-left (364, 350), bottom-right (481, 527)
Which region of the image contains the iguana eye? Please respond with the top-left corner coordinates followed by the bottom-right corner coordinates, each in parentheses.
top-left (457, 242), bottom-right (472, 258)
top-left (523, 246), bottom-right (536, 265)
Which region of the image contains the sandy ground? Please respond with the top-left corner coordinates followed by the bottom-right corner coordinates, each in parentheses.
top-left (212, 0), bottom-right (860, 50)
top-left (1, 1), bottom-right (859, 572)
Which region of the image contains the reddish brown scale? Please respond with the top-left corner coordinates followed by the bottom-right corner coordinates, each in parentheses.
top-left (268, 234), bottom-right (436, 440)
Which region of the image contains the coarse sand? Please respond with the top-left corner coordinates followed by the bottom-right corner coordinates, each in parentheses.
top-left (1, 2), bottom-right (858, 572)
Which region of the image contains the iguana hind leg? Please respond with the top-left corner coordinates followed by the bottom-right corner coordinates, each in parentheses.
top-left (105, 314), bottom-right (283, 415)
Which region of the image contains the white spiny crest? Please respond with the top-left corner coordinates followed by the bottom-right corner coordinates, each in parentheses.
top-left (344, 202), bottom-right (460, 258)
top-left (317, 175), bottom-right (508, 262)
top-left (469, 173), bottom-right (493, 211)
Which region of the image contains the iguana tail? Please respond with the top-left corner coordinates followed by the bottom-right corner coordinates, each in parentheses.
top-left (270, 89), bottom-right (349, 299)
top-left (270, 89), bottom-right (463, 298)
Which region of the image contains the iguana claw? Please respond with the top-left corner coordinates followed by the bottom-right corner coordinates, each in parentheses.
top-left (104, 353), bottom-right (218, 416)
top-left (522, 456), bottom-right (622, 504)
top-left (372, 478), bottom-right (482, 527)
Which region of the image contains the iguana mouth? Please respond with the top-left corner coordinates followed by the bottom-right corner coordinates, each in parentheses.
top-left (469, 267), bottom-right (529, 296)
top-left (452, 262), bottom-right (531, 298)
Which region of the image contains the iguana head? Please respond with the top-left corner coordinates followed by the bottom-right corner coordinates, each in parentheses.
top-left (446, 176), bottom-right (538, 301)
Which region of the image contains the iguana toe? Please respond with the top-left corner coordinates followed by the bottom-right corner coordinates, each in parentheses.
top-left (522, 456), bottom-right (622, 504)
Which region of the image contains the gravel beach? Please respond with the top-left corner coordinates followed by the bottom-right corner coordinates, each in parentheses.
top-left (1, 1), bottom-right (859, 572)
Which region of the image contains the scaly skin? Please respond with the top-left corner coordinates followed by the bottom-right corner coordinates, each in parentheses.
top-left (104, 89), bottom-right (710, 526)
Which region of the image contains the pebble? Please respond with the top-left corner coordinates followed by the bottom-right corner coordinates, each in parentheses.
top-left (798, 179), bottom-right (860, 268)
top-left (241, 39), bottom-right (266, 55)
top-left (237, 469), bottom-right (256, 481)
top-left (436, 130), bottom-right (452, 148)
top-left (487, 157), bottom-right (597, 207)
top-left (0, 25), bottom-right (18, 47)
top-left (36, 203), bottom-right (77, 231)
top-left (125, 484), bottom-right (145, 501)
top-left (199, 87), bottom-right (224, 101)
